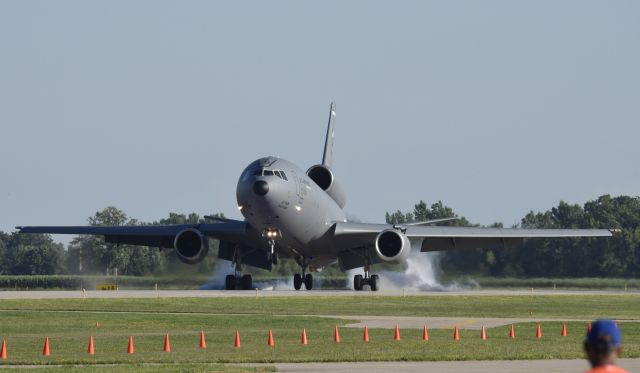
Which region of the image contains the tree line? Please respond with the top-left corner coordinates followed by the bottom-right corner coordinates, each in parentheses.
top-left (0, 194), bottom-right (638, 278)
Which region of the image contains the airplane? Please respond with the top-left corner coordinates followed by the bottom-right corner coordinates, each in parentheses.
top-left (16, 103), bottom-right (614, 291)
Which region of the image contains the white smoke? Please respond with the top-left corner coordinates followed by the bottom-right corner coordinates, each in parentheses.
top-left (347, 250), bottom-right (467, 291)
top-left (198, 260), bottom-right (234, 290)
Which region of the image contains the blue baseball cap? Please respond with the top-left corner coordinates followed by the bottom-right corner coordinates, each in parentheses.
top-left (587, 320), bottom-right (621, 347)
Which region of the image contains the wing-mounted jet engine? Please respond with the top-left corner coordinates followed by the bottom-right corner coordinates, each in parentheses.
top-left (306, 164), bottom-right (346, 208)
top-left (374, 229), bottom-right (411, 263)
top-left (174, 228), bottom-right (209, 264)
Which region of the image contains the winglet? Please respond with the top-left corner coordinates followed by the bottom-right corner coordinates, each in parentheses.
top-left (322, 102), bottom-right (337, 167)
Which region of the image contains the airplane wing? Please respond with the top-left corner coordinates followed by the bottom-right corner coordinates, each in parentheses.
top-left (15, 220), bottom-right (250, 248)
top-left (332, 222), bottom-right (613, 269)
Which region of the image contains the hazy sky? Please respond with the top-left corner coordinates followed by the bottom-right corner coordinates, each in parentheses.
top-left (1, 1), bottom-right (639, 242)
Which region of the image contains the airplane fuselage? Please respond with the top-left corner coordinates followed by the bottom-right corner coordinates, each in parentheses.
top-left (236, 157), bottom-right (346, 267)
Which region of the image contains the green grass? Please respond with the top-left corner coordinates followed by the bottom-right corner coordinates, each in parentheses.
top-left (0, 295), bottom-right (638, 318)
top-left (0, 295), bottom-right (638, 367)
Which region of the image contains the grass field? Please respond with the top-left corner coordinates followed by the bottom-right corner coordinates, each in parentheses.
top-left (0, 295), bottom-right (638, 370)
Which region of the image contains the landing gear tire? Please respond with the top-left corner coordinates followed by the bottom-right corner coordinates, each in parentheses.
top-left (354, 274), bottom-right (363, 291)
top-left (304, 274), bottom-right (313, 290)
top-left (294, 274), bottom-right (302, 290)
top-left (241, 274), bottom-right (253, 290)
top-left (370, 274), bottom-right (379, 291)
top-left (225, 274), bottom-right (236, 290)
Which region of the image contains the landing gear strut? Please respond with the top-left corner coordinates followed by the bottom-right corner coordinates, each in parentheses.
top-left (268, 239), bottom-right (278, 265)
top-left (354, 266), bottom-right (379, 291)
top-left (294, 264), bottom-right (313, 290)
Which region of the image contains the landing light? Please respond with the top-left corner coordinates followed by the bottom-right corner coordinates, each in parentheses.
top-left (295, 205), bottom-right (302, 211)
top-left (263, 228), bottom-right (280, 239)
top-left (237, 205), bottom-right (243, 211)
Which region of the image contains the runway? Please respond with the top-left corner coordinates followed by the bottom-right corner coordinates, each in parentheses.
top-left (0, 288), bottom-right (637, 299)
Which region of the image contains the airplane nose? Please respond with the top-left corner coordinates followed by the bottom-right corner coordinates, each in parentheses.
top-left (253, 180), bottom-right (269, 196)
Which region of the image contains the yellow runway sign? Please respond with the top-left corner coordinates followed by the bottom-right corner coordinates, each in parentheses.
top-left (96, 284), bottom-right (117, 291)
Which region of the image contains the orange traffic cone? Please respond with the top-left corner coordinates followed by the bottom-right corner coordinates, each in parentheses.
top-left (1, 339), bottom-right (7, 360)
top-left (394, 324), bottom-right (401, 340)
top-left (453, 325), bottom-right (460, 341)
top-left (199, 331), bottom-right (206, 349)
top-left (587, 322), bottom-right (592, 334)
top-left (334, 326), bottom-right (340, 343)
top-left (363, 326), bottom-right (370, 342)
top-left (561, 322), bottom-right (567, 337)
top-left (536, 324), bottom-right (542, 339)
top-left (234, 330), bottom-right (241, 348)
top-left (509, 324), bottom-right (515, 338)
top-left (422, 324), bottom-right (429, 341)
top-left (481, 326), bottom-right (487, 340)
top-left (87, 336), bottom-right (95, 355)
top-left (42, 337), bottom-right (50, 356)
top-left (163, 334), bottom-right (171, 352)
top-left (267, 329), bottom-right (275, 347)
top-left (127, 336), bottom-right (134, 354)
top-left (301, 328), bottom-right (308, 345)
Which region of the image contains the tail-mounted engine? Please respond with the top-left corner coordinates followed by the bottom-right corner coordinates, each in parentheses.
top-left (374, 229), bottom-right (411, 263)
top-left (174, 228), bottom-right (209, 264)
top-left (306, 164), bottom-right (346, 208)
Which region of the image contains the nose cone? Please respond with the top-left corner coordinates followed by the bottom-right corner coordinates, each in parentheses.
top-left (253, 180), bottom-right (269, 196)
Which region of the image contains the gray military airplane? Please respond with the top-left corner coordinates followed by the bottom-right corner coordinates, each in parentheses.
top-left (17, 103), bottom-right (613, 291)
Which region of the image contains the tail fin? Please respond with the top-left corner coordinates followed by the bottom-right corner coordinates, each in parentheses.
top-left (322, 102), bottom-right (337, 167)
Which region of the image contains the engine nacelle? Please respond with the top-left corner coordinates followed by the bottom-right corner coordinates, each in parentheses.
top-left (374, 230), bottom-right (411, 263)
top-left (174, 228), bottom-right (209, 264)
top-left (306, 164), bottom-right (347, 208)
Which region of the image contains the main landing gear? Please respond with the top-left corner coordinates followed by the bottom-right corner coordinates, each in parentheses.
top-left (293, 264), bottom-right (313, 290)
top-left (225, 273), bottom-right (253, 290)
top-left (225, 259), bottom-right (253, 290)
top-left (354, 266), bottom-right (379, 291)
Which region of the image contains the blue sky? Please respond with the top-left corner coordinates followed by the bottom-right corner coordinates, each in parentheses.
top-left (1, 1), bottom-right (638, 240)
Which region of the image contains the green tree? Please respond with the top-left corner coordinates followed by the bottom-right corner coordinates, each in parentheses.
top-left (67, 207), bottom-right (163, 276)
top-left (4, 233), bottom-right (65, 275)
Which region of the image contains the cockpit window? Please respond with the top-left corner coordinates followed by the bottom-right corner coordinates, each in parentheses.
top-left (252, 168), bottom-right (288, 181)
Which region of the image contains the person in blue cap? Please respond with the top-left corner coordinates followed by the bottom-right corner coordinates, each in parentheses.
top-left (584, 319), bottom-right (629, 373)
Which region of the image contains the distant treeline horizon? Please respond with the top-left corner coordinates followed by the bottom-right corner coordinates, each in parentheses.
top-left (0, 194), bottom-right (638, 279)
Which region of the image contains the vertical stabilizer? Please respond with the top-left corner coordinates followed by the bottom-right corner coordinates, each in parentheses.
top-left (322, 102), bottom-right (337, 167)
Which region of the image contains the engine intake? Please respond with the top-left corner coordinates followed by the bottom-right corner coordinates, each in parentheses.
top-left (174, 228), bottom-right (209, 264)
top-left (374, 230), bottom-right (411, 263)
top-left (307, 164), bottom-right (346, 208)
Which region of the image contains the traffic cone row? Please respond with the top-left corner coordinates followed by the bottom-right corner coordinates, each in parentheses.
top-left (0, 322), bottom-right (589, 359)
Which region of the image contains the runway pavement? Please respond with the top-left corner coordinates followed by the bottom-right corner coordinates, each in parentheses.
top-left (0, 288), bottom-right (637, 299)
